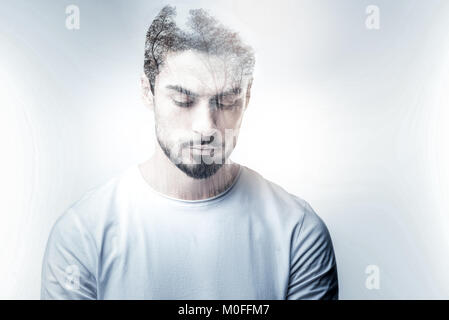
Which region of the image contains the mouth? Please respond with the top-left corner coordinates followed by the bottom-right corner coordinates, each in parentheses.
top-left (191, 146), bottom-right (216, 150)
top-left (189, 146), bottom-right (223, 158)
top-left (190, 145), bottom-right (218, 151)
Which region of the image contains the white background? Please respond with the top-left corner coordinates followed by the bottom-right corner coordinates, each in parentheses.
top-left (0, 0), bottom-right (448, 299)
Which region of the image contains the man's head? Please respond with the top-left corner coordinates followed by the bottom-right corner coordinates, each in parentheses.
top-left (141, 5), bottom-right (255, 179)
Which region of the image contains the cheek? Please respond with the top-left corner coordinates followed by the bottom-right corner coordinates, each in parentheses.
top-left (216, 109), bottom-right (244, 130)
top-left (155, 115), bottom-right (192, 147)
top-left (155, 100), bottom-right (191, 130)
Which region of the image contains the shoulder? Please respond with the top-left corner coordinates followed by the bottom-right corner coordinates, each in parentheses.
top-left (49, 165), bottom-right (137, 245)
top-left (240, 165), bottom-right (335, 262)
top-left (240, 166), bottom-right (323, 226)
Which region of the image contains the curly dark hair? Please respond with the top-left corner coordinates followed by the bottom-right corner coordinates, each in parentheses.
top-left (143, 5), bottom-right (255, 94)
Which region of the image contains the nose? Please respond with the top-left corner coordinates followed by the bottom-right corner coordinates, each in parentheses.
top-left (191, 100), bottom-right (217, 138)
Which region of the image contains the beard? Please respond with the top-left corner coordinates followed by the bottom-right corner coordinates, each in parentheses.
top-left (172, 159), bottom-right (223, 180)
top-left (156, 132), bottom-right (225, 180)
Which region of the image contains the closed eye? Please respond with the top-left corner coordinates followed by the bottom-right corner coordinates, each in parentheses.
top-left (171, 93), bottom-right (196, 108)
top-left (173, 99), bottom-right (195, 108)
top-left (211, 96), bottom-right (241, 109)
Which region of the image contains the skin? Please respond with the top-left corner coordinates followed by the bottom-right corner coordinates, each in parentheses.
top-left (138, 49), bottom-right (252, 200)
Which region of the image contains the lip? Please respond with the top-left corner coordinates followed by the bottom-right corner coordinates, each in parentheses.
top-left (190, 146), bottom-right (216, 150)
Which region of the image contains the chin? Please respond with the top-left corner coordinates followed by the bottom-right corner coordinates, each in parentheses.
top-left (175, 162), bottom-right (224, 180)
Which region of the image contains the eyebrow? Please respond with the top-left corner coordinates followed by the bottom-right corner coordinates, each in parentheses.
top-left (217, 87), bottom-right (242, 97)
top-left (166, 85), bottom-right (242, 98)
top-left (166, 85), bottom-right (199, 97)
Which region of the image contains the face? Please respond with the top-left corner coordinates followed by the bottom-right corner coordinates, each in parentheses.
top-left (142, 49), bottom-right (252, 179)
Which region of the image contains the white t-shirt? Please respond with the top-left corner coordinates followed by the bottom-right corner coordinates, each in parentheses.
top-left (41, 164), bottom-right (338, 299)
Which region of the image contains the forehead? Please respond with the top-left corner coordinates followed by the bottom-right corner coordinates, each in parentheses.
top-left (156, 50), bottom-right (247, 96)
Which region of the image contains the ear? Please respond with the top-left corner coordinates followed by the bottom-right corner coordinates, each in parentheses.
top-left (244, 78), bottom-right (253, 110)
top-left (141, 73), bottom-right (154, 111)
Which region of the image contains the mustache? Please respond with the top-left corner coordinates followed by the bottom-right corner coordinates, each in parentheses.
top-left (179, 135), bottom-right (224, 149)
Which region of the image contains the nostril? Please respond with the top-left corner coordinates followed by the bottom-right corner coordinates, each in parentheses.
top-left (201, 135), bottom-right (214, 145)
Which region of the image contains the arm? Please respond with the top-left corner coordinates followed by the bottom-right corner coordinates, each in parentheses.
top-left (41, 208), bottom-right (97, 300)
top-left (286, 201), bottom-right (339, 300)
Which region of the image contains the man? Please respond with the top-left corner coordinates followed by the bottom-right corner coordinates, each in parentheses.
top-left (41, 5), bottom-right (338, 300)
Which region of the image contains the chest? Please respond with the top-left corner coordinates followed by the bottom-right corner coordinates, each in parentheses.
top-left (97, 210), bottom-right (291, 299)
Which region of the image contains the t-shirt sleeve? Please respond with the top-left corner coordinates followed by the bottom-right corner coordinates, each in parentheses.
top-left (41, 208), bottom-right (97, 300)
top-left (286, 201), bottom-right (339, 300)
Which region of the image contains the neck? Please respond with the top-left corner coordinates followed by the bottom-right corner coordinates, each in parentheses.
top-left (138, 144), bottom-right (240, 201)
